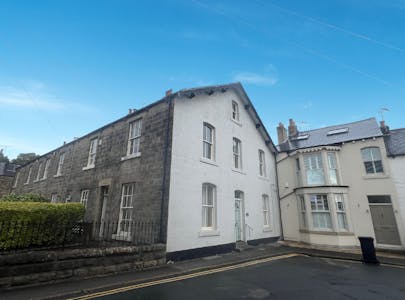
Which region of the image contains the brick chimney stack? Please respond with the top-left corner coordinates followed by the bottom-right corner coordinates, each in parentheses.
top-left (277, 122), bottom-right (288, 145)
top-left (288, 118), bottom-right (298, 138)
top-left (165, 89), bottom-right (172, 97)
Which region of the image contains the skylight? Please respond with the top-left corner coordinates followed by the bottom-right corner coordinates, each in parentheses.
top-left (294, 134), bottom-right (309, 140)
top-left (327, 128), bottom-right (349, 136)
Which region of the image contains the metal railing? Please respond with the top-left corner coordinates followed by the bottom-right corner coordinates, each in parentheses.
top-left (0, 220), bottom-right (160, 252)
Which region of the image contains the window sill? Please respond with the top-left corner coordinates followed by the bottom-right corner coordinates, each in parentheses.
top-left (232, 168), bottom-right (246, 175)
top-left (299, 229), bottom-right (354, 236)
top-left (258, 175), bottom-right (270, 181)
top-left (23, 183), bottom-right (29, 185)
top-left (33, 180), bottom-right (39, 183)
top-left (41, 178), bottom-right (47, 181)
top-left (199, 229), bottom-right (220, 237)
top-left (121, 152), bottom-right (141, 161)
top-left (82, 165), bottom-right (95, 171)
top-left (54, 174), bottom-right (63, 178)
top-left (200, 157), bottom-right (218, 167)
top-left (263, 227), bottom-right (272, 233)
top-left (112, 233), bottom-right (132, 241)
top-left (231, 118), bottom-right (242, 127)
top-left (362, 173), bottom-right (389, 180)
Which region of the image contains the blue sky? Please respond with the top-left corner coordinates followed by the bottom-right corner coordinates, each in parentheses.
top-left (1, 0), bottom-right (405, 159)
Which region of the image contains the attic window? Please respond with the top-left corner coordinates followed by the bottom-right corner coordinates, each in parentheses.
top-left (327, 128), bottom-right (349, 136)
top-left (294, 134), bottom-right (309, 141)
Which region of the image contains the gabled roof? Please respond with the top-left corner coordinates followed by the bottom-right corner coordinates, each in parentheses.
top-left (173, 82), bottom-right (277, 153)
top-left (384, 128), bottom-right (405, 157)
top-left (17, 82), bottom-right (277, 170)
top-left (278, 118), bottom-right (383, 152)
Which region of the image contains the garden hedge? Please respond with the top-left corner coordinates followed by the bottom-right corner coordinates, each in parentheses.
top-left (0, 193), bottom-right (49, 202)
top-left (0, 202), bottom-right (85, 250)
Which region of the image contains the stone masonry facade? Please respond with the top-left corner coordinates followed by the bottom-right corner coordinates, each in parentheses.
top-left (12, 97), bottom-right (174, 243)
top-left (0, 176), bottom-right (13, 197)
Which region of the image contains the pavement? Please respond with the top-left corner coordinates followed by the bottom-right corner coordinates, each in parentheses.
top-left (2, 241), bottom-right (405, 300)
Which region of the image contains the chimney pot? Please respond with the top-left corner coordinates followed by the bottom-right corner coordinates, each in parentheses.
top-left (165, 89), bottom-right (172, 97)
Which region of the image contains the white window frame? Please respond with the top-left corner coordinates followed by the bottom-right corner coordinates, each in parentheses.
top-left (80, 189), bottom-right (90, 208)
top-left (56, 153), bottom-right (65, 176)
top-left (361, 147), bottom-right (384, 174)
top-left (42, 159), bottom-right (51, 180)
top-left (25, 167), bottom-right (32, 184)
top-left (304, 153), bottom-right (325, 185)
top-left (298, 195), bottom-right (307, 229)
top-left (233, 138), bottom-right (242, 170)
top-left (117, 183), bottom-right (135, 237)
top-left (259, 149), bottom-right (266, 177)
top-left (201, 183), bottom-right (216, 230)
top-left (334, 194), bottom-right (348, 231)
top-left (203, 123), bottom-right (215, 160)
top-left (231, 100), bottom-right (240, 122)
top-left (327, 152), bottom-right (338, 185)
top-left (35, 162), bottom-right (43, 182)
top-left (85, 138), bottom-right (98, 168)
top-left (127, 119), bottom-right (142, 157)
top-left (262, 194), bottom-right (271, 229)
top-left (309, 194), bottom-right (332, 230)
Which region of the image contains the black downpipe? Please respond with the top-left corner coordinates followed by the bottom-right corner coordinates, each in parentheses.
top-left (159, 96), bottom-right (173, 243)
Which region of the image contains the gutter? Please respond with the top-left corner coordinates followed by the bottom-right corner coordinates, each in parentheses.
top-left (274, 154), bottom-right (284, 241)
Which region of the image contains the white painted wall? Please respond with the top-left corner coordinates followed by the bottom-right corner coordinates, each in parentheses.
top-left (166, 89), bottom-right (280, 253)
top-left (388, 156), bottom-right (405, 246)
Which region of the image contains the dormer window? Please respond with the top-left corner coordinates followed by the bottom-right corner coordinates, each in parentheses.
top-left (231, 101), bottom-right (240, 122)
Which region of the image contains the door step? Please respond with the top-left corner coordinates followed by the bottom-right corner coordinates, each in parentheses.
top-left (235, 241), bottom-right (253, 252)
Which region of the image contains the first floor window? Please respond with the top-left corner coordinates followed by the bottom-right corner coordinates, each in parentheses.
top-left (334, 194), bottom-right (348, 230)
top-left (259, 150), bottom-right (266, 177)
top-left (304, 153), bottom-right (325, 185)
top-left (310, 194), bottom-right (332, 229)
top-left (56, 153), bottom-right (65, 176)
top-left (262, 194), bottom-right (271, 227)
top-left (327, 152), bottom-right (338, 185)
top-left (118, 183), bottom-right (135, 234)
top-left (35, 162), bottom-right (43, 181)
top-left (42, 159), bottom-right (51, 179)
top-left (231, 100), bottom-right (240, 122)
top-left (13, 172), bottom-right (19, 188)
top-left (361, 147), bottom-right (384, 174)
top-left (202, 183), bottom-right (216, 229)
top-left (80, 190), bottom-right (90, 208)
top-left (203, 123), bottom-right (215, 160)
top-left (127, 119), bottom-right (142, 156)
top-left (87, 138), bottom-right (98, 167)
top-left (233, 138), bottom-right (242, 169)
top-left (298, 195), bottom-right (307, 229)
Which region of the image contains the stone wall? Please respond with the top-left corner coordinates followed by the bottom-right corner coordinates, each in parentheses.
top-left (12, 98), bottom-right (173, 242)
top-left (0, 176), bottom-right (13, 197)
top-left (0, 244), bottom-right (166, 288)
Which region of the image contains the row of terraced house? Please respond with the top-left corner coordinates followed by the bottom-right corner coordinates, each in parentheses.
top-left (10, 82), bottom-right (405, 258)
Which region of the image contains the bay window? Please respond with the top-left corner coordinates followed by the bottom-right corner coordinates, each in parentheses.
top-left (310, 194), bottom-right (332, 229)
top-left (304, 153), bottom-right (324, 185)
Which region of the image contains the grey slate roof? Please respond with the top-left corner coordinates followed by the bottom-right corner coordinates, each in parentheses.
top-left (278, 118), bottom-right (383, 152)
top-left (384, 128), bottom-right (405, 157)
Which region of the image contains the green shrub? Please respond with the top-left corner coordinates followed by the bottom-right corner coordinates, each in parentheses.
top-left (0, 202), bottom-right (85, 250)
top-left (0, 193), bottom-right (49, 202)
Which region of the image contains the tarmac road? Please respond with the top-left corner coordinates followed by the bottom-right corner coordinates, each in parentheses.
top-left (73, 255), bottom-right (405, 300)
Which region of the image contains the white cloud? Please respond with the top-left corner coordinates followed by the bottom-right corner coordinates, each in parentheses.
top-left (233, 65), bottom-right (279, 86)
top-left (0, 81), bottom-right (94, 112)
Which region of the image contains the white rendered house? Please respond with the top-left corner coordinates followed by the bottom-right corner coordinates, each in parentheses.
top-left (166, 83), bottom-right (281, 259)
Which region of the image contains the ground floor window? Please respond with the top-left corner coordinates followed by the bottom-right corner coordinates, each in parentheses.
top-left (298, 195), bottom-right (307, 229)
top-left (80, 189), bottom-right (90, 208)
top-left (262, 194), bottom-right (271, 228)
top-left (118, 183), bottom-right (135, 234)
top-left (202, 183), bottom-right (216, 230)
top-left (310, 194), bottom-right (332, 229)
top-left (334, 194), bottom-right (348, 230)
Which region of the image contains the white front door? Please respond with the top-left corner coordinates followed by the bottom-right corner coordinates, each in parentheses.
top-left (234, 191), bottom-right (245, 241)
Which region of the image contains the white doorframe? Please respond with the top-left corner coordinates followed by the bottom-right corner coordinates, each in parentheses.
top-left (234, 191), bottom-right (246, 242)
